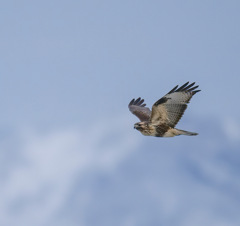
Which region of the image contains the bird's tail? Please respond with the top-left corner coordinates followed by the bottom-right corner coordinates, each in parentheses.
top-left (175, 129), bottom-right (198, 136)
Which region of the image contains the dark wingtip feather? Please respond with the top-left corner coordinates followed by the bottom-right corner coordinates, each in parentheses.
top-left (129, 99), bottom-right (135, 106)
top-left (134, 97), bottom-right (141, 104)
top-left (188, 85), bottom-right (199, 92)
top-left (192, 90), bottom-right (201, 95)
top-left (138, 99), bottom-right (144, 105)
top-left (170, 82), bottom-right (201, 93)
top-left (168, 85), bottom-right (178, 94)
top-left (182, 82), bottom-right (195, 91)
top-left (129, 97), bottom-right (147, 107)
top-left (175, 82), bottom-right (189, 92)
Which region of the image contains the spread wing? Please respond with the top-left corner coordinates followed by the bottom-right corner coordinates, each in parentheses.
top-left (150, 82), bottom-right (201, 127)
top-left (128, 97), bottom-right (151, 122)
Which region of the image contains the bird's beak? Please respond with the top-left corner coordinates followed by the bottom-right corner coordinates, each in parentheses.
top-left (134, 124), bottom-right (140, 129)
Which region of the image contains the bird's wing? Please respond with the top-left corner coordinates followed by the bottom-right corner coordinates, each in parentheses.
top-left (150, 82), bottom-right (200, 127)
top-left (128, 97), bottom-right (151, 122)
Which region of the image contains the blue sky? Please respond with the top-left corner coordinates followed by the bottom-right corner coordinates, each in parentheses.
top-left (1, 1), bottom-right (240, 226)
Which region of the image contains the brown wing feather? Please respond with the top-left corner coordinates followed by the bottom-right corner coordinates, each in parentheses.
top-left (150, 82), bottom-right (200, 127)
top-left (128, 97), bottom-right (151, 122)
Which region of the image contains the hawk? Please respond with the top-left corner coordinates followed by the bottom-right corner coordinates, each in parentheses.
top-left (128, 82), bottom-right (200, 137)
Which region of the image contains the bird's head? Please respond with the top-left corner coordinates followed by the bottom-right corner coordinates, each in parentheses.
top-left (134, 122), bottom-right (153, 136)
top-left (134, 122), bottom-right (148, 131)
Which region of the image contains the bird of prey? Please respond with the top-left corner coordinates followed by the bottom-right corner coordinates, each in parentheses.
top-left (128, 82), bottom-right (200, 137)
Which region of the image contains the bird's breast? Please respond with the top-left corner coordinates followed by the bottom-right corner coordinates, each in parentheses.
top-left (155, 124), bottom-right (171, 137)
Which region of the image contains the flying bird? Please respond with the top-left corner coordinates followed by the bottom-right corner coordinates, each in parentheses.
top-left (128, 82), bottom-right (200, 137)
